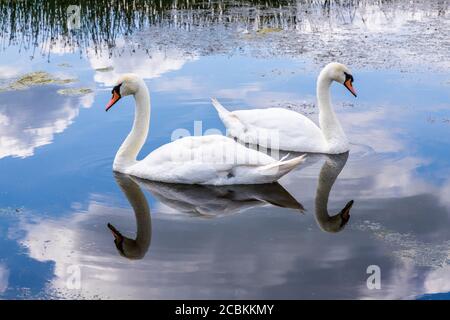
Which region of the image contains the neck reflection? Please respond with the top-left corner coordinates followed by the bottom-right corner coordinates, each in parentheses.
top-left (314, 152), bottom-right (353, 233)
top-left (108, 172), bottom-right (152, 260)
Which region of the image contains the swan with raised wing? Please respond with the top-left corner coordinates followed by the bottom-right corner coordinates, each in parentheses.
top-left (211, 62), bottom-right (357, 154)
top-left (104, 74), bottom-right (306, 185)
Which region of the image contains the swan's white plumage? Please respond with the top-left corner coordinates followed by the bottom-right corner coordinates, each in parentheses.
top-left (109, 74), bottom-right (306, 185)
top-left (211, 62), bottom-right (354, 155)
top-left (213, 102), bottom-right (328, 153)
top-left (125, 135), bottom-right (305, 185)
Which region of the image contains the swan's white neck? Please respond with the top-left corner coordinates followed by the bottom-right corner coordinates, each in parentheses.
top-left (113, 84), bottom-right (150, 171)
top-left (317, 72), bottom-right (348, 152)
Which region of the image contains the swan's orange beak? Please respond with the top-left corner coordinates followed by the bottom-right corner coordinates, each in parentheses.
top-left (344, 79), bottom-right (357, 97)
top-left (105, 91), bottom-right (121, 111)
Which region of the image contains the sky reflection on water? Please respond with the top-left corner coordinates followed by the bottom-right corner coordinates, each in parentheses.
top-left (0, 1), bottom-right (449, 300)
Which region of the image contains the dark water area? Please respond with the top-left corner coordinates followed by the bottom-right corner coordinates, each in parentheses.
top-left (0, 0), bottom-right (449, 299)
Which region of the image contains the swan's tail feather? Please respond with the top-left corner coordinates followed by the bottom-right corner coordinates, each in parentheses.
top-left (211, 97), bottom-right (230, 115)
top-left (258, 154), bottom-right (306, 179)
top-left (211, 98), bottom-right (247, 137)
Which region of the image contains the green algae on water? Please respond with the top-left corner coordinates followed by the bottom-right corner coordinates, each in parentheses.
top-left (57, 88), bottom-right (93, 96)
top-left (95, 66), bottom-right (114, 72)
top-left (5, 71), bottom-right (77, 91)
top-left (256, 27), bottom-right (283, 34)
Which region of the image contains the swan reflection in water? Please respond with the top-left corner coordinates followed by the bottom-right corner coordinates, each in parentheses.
top-left (107, 173), bottom-right (152, 260)
top-left (107, 152), bottom-right (353, 259)
top-left (140, 179), bottom-right (304, 218)
top-left (314, 152), bottom-right (353, 233)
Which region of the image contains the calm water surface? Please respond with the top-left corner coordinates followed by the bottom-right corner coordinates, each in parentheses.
top-left (0, 0), bottom-right (449, 299)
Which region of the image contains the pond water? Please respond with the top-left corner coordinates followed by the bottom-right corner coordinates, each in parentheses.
top-left (0, 0), bottom-right (449, 299)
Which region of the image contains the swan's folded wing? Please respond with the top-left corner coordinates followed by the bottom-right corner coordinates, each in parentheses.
top-left (131, 135), bottom-right (277, 184)
top-left (232, 108), bottom-right (327, 152)
top-left (141, 134), bottom-right (274, 166)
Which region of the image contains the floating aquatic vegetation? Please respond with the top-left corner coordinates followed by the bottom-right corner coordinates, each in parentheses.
top-left (0, 207), bottom-right (24, 217)
top-left (95, 66), bottom-right (114, 72)
top-left (0, 72), bottom-right (77, 91)
top-left (9, 72), bottom-right (75, 89)
top-left (57, 88), bottom-right (93, 96)
top-left (354, 221), bottom-right (450, 269)
top-left (256, 27), bottom-right (283, 34)
top-left (57, 63), bottom-right (72, 68)
top-left (277, 101), bottom-right (316, 115)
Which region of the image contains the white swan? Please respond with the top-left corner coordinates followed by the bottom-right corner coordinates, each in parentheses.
top-left (211, 62), bottom-right (357, 154)
top-left (104, 74), bottom-right (306, 185)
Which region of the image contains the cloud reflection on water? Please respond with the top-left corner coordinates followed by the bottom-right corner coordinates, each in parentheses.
top-left (88, 45), bottom-right (197, 86)
top-left (0, 264), bottom-right (9, 294)
top-left (0, 41), bottom-right (196, 160)
top-left (14, 143), bottom-right (450, 299)
top-left (0, 86), bottom-right (94, 159)
top-left (0, 22), bottom-right (448, 298)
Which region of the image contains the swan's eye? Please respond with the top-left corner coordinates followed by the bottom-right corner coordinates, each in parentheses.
top-left (112, 83), bottom-right (122, 95)
top-left (344, 72), bottom-right (354, 83)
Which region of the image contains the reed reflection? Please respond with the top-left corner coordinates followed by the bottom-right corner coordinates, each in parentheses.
top-left (2, 0), bottom-right (445, 59)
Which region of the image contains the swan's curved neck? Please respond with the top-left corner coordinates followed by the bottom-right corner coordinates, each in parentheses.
top-left (317, 73), bottom-right (347, 149)
top-left (114, 84), bottom-right (150, 171)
